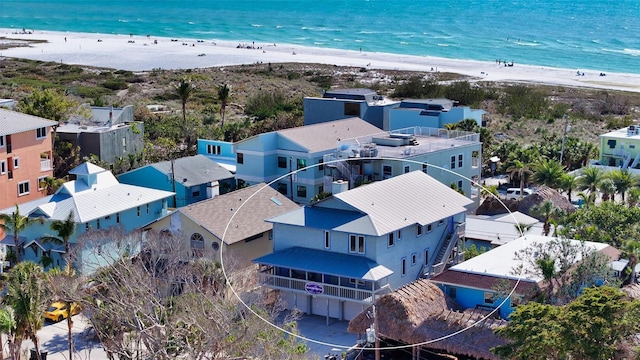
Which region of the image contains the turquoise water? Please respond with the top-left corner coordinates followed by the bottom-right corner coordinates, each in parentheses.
top-left (1, 0), bottom-right (639, 74)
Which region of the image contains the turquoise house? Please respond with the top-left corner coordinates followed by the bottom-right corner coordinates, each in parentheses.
top-left (118, 154), bottom-right (235, 208)
top-left (254, 171), bottom-right (472, 321)
top-left (0, 162), bottom-right (173, 274)
top-left (197, 139), bottom-right (236, 173)
top-left (431, 235), bottom-right (618, 319)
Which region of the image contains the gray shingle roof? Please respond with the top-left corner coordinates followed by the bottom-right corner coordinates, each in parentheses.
top-left (179, 183), bottom-right (300, 244)
top-left (0, 108), bottom-right (58, 136)
top-left (149, 155), bottom-right (234, 186)
top-left (276, 118), bottom-right (382, 153)
top-left (331, 171), bottom-right (473, 236)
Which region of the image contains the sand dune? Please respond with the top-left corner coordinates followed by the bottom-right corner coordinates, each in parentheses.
top-left (2, 28), bottom-right (640, 93)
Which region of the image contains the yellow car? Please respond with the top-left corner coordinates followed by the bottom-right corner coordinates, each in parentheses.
top-left (43, 301), bottom-right (81, 322)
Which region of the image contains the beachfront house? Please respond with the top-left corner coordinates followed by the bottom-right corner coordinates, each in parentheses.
top-left (254, 171), bottom-right (472, 321)
top-left (233, 118), bottom-right (383, 205)
top-left (303, 88), bottom-right (400, 129)
top-left (0, 162), bottom-right (173, 274)
top-left (592, 125), bottom-right (640, 173)
top-left (386, 99), bottom-right (486, 131)
top-left (118, 154), bottom-right (235, 208)
top-left (56, 105), bottom-right (144, 165)
top-left (146, 183), bottom-right (299, 268)
top-left (431, 235), bottom-right (620, 319)
top-left (0, 109), bottom-right (56, 210)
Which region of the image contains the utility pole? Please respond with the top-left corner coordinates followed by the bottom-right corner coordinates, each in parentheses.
top-left (374, 305), bottom-right (380, 360)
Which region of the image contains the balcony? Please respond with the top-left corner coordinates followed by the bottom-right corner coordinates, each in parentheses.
top-left (40, 159), bottom-right (52, 171)
top-left (257, 272), bottom-right (390, 304)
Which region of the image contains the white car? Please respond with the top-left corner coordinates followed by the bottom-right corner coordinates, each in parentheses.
top-left (505, 188), bottom-right (534, 200)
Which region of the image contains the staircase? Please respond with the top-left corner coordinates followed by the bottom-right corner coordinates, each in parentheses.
top-left (631, 153), bottom-right (640, 169)
top-left (420, 222), bottom-right (464, 279)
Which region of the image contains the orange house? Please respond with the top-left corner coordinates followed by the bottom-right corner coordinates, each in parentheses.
top-left (0, 109), bottom-right (57, 210)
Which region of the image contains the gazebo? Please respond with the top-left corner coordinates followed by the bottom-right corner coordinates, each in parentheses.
top-left (348, 279), bottom-right (508, 360)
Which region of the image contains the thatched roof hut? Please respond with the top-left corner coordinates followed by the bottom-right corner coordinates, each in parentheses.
top-left (519, 185), bottom-right (576, 216)
top-left (348, 279), bottom-right (508, 360)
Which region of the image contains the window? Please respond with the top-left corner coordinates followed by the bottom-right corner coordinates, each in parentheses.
top-left (297, 158), bottom-right (306, 171)
top-left (146, 203), bottom-right (150, 214)
top-left (388, 232), bottom-right (394, 247)
top-left (237, 153), bottom-right (244, 164)
top-left (18, 181), bottom-right (30, 196)
top-left (401, 258), bottom-right (407, 276)
top-left (383, 165), bottom-right (392, 179)
top-left (278, 156), bottom-right (287, 168)
top-left (96, 219), bottom-right (101, 229)
top-left (297, 185), bottom-right (307, 198)
top-left (484, 292), bottom-right (495, 304)
top-left (318, 185), bottom-right (323, 194)
top-left (0, 160), bottom-right (6, 175)
top-left (277, 183), bottom-right (288, 195)
top-left (424, 249), bottom-right (429, 265)
top-left (457, 180), bottom-right (463, 190)
top-left (416, 224), bottom-right (423, 236)
top-left (36, 127), bottom-right (47, 139)
top-left (397, 230), bottom-right (402, 240)
top-left (458, 154), bottom-right (463, 168)
top-left (190, 233), bottom-right (205, 257)
top-left (422, 163), bottom-right (427, 173)
top-left (450, 155), bottom-right (456, 169)
top-left (116, 213), bottom-right (120, 223)
top-left (439, 219), bottom-right (444, 226)
top-left (122, 137), bottom-right (127, 151)
top-left (85, 223), bottom-right (90, 232)
top-left (0, 135), bottom-right (4, 147)
top-left (404, 165), bottom-right (410, 174)
top-left (207, 144), bottom-right (221, 155)
top-left (38, 176), bottom-right (47, 191)
top-left (411, 253), bottom-right (417, 265)
top-left (344, 102), bottom-right (360, 116)
top-left (137, 206), bottom-right (141, 217)
top-left (349, 235), bottom-right (365, 254)
top-left (13, 157), bottom-right (19, 169)
top-left (324, 231), bottom-right (330, 249)
top-left (427, 224), bottom-right (432, 233)
top-left (318, 159), bottom-right (324, 171)
top-left (449, 287), bottom-right (457, 298)
top-left (192, 190), bottom-right (200, 197)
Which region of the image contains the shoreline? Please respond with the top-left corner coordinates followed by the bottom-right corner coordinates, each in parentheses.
top-left (2, 28), bottom-right (640, 93)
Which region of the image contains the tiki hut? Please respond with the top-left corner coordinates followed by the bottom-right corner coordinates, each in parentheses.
top-left (348, 279), bottom-right (508, 360)
top-left (519, 185), bottom-right (576, 216)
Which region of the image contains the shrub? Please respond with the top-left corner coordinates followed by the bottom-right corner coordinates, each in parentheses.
top-left (102, 78), bottom-right (128, 90)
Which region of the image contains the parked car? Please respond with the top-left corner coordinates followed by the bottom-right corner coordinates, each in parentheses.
top-left (43, 301), bottom-right (81, 322)
top-left (505, 187), bottom-right (534, 200)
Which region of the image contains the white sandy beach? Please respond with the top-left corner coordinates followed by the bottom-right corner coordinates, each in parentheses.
top-left (2, 29), bottom-right (640, 93)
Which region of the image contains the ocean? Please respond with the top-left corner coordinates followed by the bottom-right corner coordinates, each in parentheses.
top-left (1, 0), bottom-right (639, 74)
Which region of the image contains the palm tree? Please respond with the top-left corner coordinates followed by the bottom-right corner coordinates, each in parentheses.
top-left (4, 262), bottom-right (49, 360)
top-left (0, 307), bottom-right (15, 360)
top-left (217, 84), bottom-right (231, 127)
top-left (536, 254), bottom-right (557, 303)
top-left (599, 178), bottom-right (616, 202)
top-left (578, 166), bottom-right (604, 194)
top-left (175, 78), bottom-right (194, 149)
top-left (507, 160), bottom-right (533, 199)
top-left (608, 168), bottom-right (637, 202)
top-left (44, 210), bottom-right (76, 360)
top-left (0, 205), bottom-right (43, 264)
top-left (577, 191), bottom-right (597, 208)
top-left (559, 173), bottom-right (578, 203)
top-left (480, 184), bottom-right (500, 200)
top-left (514, 222), bottom-right (533, 236)
top-left (532, 158), bottom-right (565, 189)
top-left (531, 200), bottom-right (561, 236)
top-left (627, 187), bottom-right (640, 208)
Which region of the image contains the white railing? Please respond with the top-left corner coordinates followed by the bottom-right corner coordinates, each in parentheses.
top-left (41, 159), bottom-right (52, 171)
top-left (257, 273), bottom-right (390, 303)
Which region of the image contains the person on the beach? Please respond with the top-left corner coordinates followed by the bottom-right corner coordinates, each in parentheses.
top-left (64, 37), bottom-right (67, 42)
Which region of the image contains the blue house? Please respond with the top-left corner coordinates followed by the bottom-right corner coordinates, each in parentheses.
top-left (197, 139), bottom-right (236, 173)
top-left (431, 235), bottom-right (619, 319)
top-left (254, 171), bottom-right (472, 321)
top-left (0, 162), bottom-right (173, 274)
top-left (118, 154), bottom-right (235, 208)
top-left (303, 88), bottom-right (400, 129)
top-left (234, 117), bottom-right (383, 205)
top-left (386, 99), bottom-right (486, 131)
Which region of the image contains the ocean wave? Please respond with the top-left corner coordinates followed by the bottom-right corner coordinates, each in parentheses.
top-left (251, 24), bottom-right (263, 28)
top-left (437, 43), bottom-right (450, 47)
top-left (188, 21), bottom-right (195, 25)
top-left (515, 41), bottom-right (540, 47)
top-left (591, 39), bottom-right (600, 44)
top-left (354, 39), bottom-right (363, 43)
top-left (624, 48), bottom-right (640, 56)
top-left (275, 25), bottom-right (284, 29)
top-left (333, 38), bottom-right (342, 42)
top-left (399, 41), bottom-right (409, 45)
top-left (302, 27), bottom-right (342, 32)
top-left (118, 19), bottom-right (129, 23)
top-left (358, 30), bottom-right (382, 34)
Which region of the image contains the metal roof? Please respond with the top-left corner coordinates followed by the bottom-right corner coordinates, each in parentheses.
top-left (275, 117), bottom-right (382, 153)
top-left (331, 171), bottom-right (472, 236)
top-left (69, 162), bottom-right (106, 176)
top-left (0, 108), bottom-right (57, 136)
top-left (253, 246), bottom-right (393, 281)
top-left (266, 206), bottom-right (366, 230)
top-left (179, 183), bottom-right (300, 245)
top-left (1, 163), bottom-right (174, 223)
top-left (148, 155), bottom-right (234, 186)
